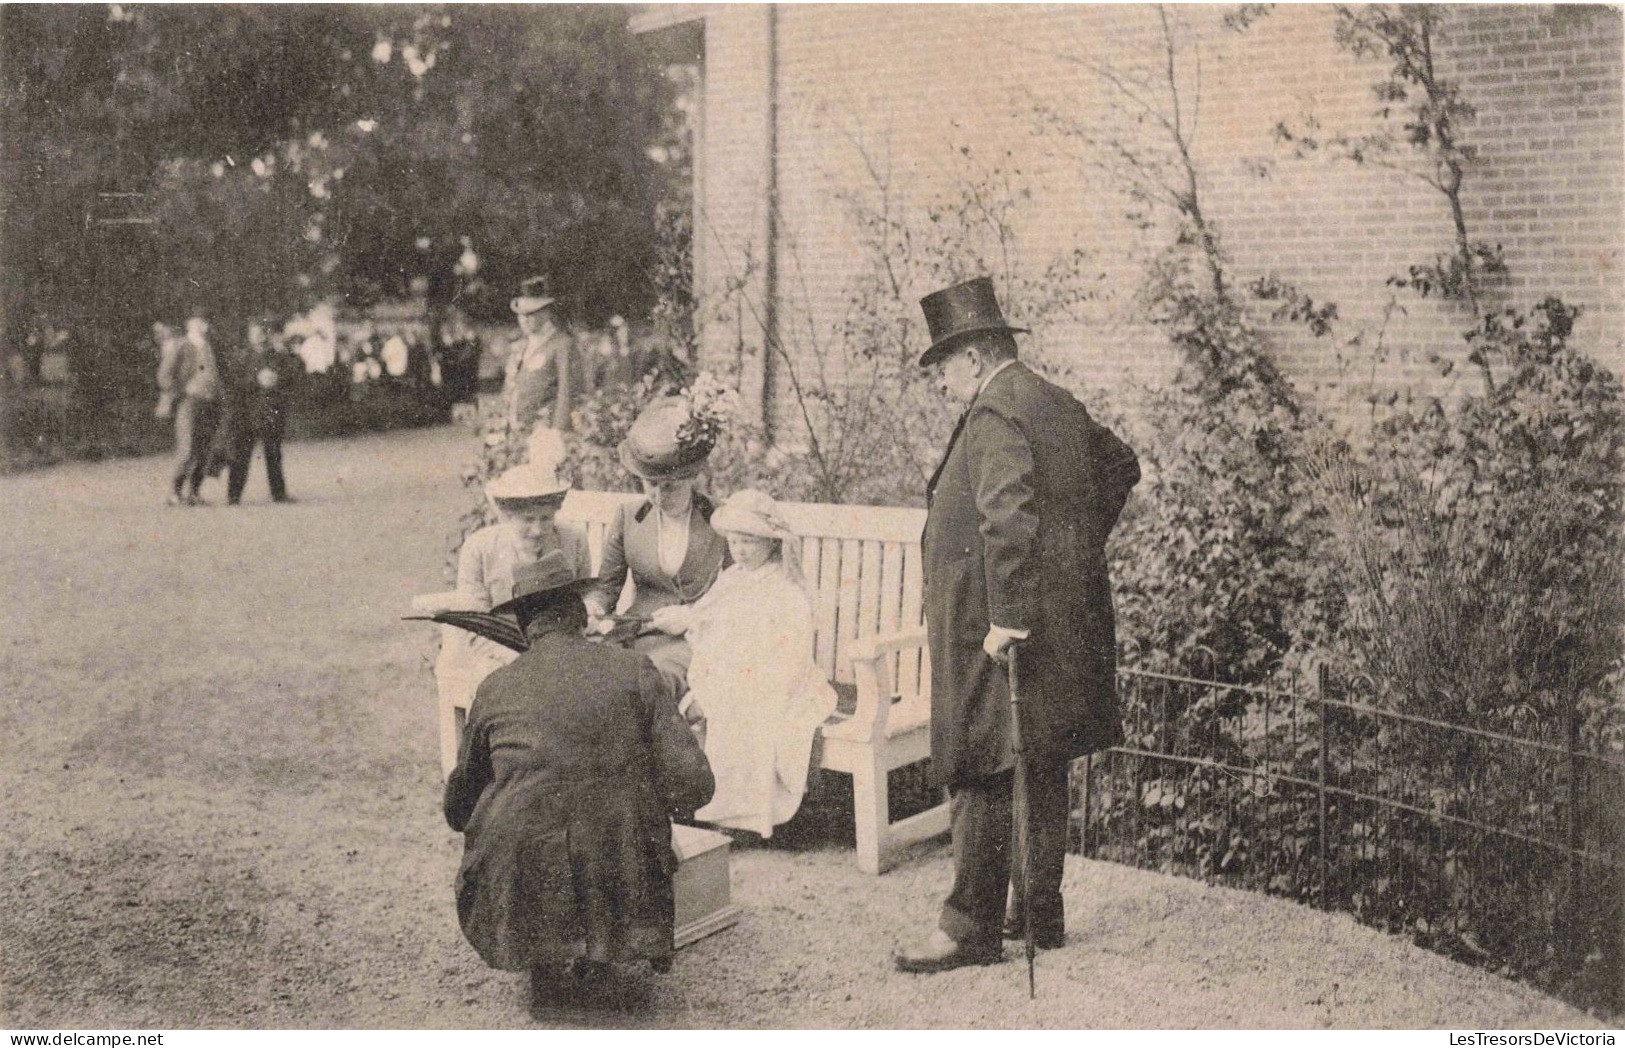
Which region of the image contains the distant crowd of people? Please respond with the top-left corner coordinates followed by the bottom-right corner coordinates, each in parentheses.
top-left (151, 284), bottom-right (660, 508)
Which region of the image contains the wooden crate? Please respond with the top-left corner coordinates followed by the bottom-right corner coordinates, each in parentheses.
top-left (672, 823), bottom-right (738, 948)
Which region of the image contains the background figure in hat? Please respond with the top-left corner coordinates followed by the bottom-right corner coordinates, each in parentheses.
top-left (894, 276), bottom-right (1141, 975)
top-left (583, 396), bottom-right (729, 711)
top-left (649, 489), bottom-right (836, 837)
top-left (434, 427), bottom-right (590, 746)
top-left (443, 551), bottom-right (714, 1008)
top-left (502, 275), bottom-right (575, 438)
top-left (155, 309), bottom-right (223, 506)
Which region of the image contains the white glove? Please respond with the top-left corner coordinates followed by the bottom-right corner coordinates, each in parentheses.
top-left (983, 624), bottom-right (1029, 663)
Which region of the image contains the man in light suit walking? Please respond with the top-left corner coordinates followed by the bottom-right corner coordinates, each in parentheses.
top-left (155, 309), bottom-right (223, 506)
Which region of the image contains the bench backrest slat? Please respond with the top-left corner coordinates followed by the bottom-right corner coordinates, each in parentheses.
top-left (898, 542), bottom-right (927, 699)
top-left (811, 536), bottom-right (844, 678)
top-left (558, 488), bottom-right (929, 685)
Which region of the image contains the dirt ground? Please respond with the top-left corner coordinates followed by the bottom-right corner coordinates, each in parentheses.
top-left (0, 426), bottom-right (1606, 1029)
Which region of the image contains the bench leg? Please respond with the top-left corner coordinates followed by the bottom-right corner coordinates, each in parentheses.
top-left (850, 751), bottom-right (890, 875)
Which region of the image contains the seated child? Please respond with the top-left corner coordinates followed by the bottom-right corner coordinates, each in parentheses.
top-left (650, 489), bottom-right (837, 837)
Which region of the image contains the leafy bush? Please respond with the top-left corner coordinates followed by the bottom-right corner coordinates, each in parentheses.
top-left (1110, 256), bottom-right (1339, 684)
top-left (1310, 299), bottom-right (1625, 742)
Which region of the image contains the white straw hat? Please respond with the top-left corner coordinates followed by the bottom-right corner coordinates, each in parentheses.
top-left (710, 489), bottom-right (792, 540)
top-left (486, 427), bottom-right (571, 505)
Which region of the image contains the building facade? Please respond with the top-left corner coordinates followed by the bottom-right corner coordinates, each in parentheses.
top-left (635, 4), bottom-right (1623, 435)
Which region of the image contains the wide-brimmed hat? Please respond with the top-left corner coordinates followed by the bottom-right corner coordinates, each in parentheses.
top-left (489, 549), bottom-right (598, 619)
top-left (916, 276), bottom-right (1029, 368)
top-left (711, 489), bottom-right (793, 541)
top-left (618, 396), bottom-right (715, 482)
top-left (510, 275), bottom-right (556, 316)
top-left (486, 427), bottom-right (571, 507)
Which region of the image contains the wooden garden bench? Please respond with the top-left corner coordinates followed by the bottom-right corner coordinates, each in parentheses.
top-left (419, 489), bottom-right (947, 875)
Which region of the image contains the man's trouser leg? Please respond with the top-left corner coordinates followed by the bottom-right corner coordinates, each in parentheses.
top-left (226, 428), bottom-right (255, 504)
top-left (170, 396), bottom-right (197, 496)
top-left (263, 427), bottom-right (287, 501)
top-left (1007, 756), bottom-right (1071, 939)
top-left (939, 770), bottom-right (1012, 949)
top-left (184, 399), bottom-right (220, 496)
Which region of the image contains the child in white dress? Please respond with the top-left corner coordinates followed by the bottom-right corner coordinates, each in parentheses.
top-left (650, 489), bottom-right (837, 837)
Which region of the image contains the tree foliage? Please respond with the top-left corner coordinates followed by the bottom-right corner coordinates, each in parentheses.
top-left (1, 5), bottom-right (676, 402)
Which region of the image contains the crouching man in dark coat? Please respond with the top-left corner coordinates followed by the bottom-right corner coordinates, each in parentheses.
top-left (444, 550), bottom-right (714, 1003)
top-left (895, 277), bottom-right (1140, 974)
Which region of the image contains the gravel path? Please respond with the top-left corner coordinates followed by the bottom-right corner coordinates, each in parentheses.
top-left (0, 426), bottom-right (1605, 1029)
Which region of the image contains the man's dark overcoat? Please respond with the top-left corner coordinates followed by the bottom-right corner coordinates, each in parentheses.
top-left (922, 361), bottom-right (1140, 788)
top-left (444, 632), bottom-right (714, 971)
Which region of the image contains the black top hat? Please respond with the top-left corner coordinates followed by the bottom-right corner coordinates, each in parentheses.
top-left (489, 549), bottom-right (599, 620)
top-left (916, 276), bottom-right (1029, 368)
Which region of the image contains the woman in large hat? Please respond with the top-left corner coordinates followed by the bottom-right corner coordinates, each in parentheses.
top-left (649, 489), bottom-right (837, 837)
top-left (444, 551), bottom-right (714, 1007)
top-left (434, 427), bottom-right (591, 748)
top-left (582, 396), bottom-right (729, 708)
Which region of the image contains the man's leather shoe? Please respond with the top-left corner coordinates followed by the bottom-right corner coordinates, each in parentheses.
top-left (893, 930), bottom-right (1003, 973)
top-left (1002, 919), bottom-right (1065, 950)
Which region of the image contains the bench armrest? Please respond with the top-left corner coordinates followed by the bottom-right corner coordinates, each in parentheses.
top-left (847, 628), bottom-right (929, 742)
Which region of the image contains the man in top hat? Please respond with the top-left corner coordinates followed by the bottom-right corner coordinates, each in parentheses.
top-left (894, 276), bottom-right (1140, 974)
top-left (503, 276), bottom-right (575, 438)
top-left (444, 550), bottom-right (714, 1009)
top-left (434, 427), bottom-right (591, 772)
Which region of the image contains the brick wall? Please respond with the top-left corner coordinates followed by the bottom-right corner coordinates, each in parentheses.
top-left (689, 4), bottom-right (1622, 436)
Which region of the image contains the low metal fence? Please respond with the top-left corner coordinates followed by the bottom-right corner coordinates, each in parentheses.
top-left (1075, 665), bottom-right (1624, 1014)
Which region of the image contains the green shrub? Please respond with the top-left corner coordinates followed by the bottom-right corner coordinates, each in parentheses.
top-left (1110, 260), bottom-right (1339, 684)
top-left (1311, 299), bottom-right (1625, 742)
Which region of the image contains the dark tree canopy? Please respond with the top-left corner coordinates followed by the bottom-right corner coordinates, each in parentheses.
top-left (1, 3), bottom-right (678, 398)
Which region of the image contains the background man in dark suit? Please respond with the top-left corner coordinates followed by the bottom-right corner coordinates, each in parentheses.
top-left (502, 276), bottom-right (575, 438)
top-left (225, 318), bottom-right (300, 505)
top-left (895, 277), bottom-right (1140, 974)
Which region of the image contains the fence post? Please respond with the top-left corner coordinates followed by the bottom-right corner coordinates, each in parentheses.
top-left (1316, 662), bottom-right (1329, 911)
top-left (1562, 705), bottom-right (1582, 973)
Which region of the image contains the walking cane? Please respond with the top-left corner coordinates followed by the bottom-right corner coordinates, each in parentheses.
top-left (1007, 642), bottom-right (1037, 999)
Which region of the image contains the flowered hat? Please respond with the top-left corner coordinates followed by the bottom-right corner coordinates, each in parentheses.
top-left (618, 396), bottom-right (717, 482)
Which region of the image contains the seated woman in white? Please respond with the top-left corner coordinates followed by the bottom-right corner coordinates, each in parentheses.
top-left (649, 489), bottom-right (837, 837)
top-left (436, 428), bottom-right (590, 716)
